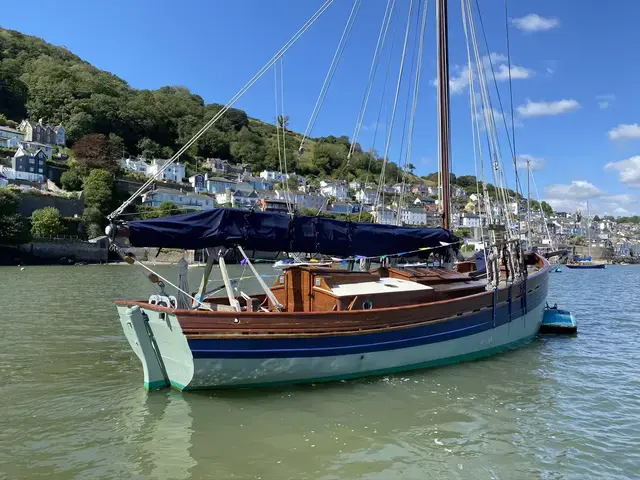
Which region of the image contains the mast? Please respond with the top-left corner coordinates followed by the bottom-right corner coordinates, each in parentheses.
top-left (436, 0), bottom-right (452, 230)
top-left (526, 158), bottom-right (531, 247)
top-left (587, 200), bottom-right (591, 258)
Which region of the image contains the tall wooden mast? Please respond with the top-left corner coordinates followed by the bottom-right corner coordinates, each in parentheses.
top-left (436, 0), bottom-right (452, 231)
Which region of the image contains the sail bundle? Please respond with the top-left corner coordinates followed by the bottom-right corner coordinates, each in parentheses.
top-left (127, 208), bottom-right (457, 257)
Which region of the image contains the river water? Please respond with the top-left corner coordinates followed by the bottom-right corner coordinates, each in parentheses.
top-left (0, 264), bottom-right (638, 479)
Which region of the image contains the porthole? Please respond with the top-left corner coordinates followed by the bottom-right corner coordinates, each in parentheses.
top-left (362, 300), bottom-right (373, 310)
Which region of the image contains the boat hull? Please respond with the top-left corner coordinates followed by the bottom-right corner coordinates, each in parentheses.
top-left (116, 275), bottom-right (548, 391)
top-left (565, 264), bottom-right (606, 269)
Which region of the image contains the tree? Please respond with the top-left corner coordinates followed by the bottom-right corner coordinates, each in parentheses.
top-left (83, 169), bottom-right (114, 231)
top-left (60, 168), bottom-right (83, 191)
top-left (540, 201), bottom-right (553, 217)
top-left (30, 207), bottom-right (64, 238)
top-left (276, 115), bottom-right (290, 130)
top-left (593, 215), bottom-right (601, 222)
top-left (0, 188), bottom-right (31, 245)
top-left (72, 133), bottom-right (118, 172)
top-left (406, 163), bottom-right (416, 175)
top-left (137, 137), bottom-right (164, 158)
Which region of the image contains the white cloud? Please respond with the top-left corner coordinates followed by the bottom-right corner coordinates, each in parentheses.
top-left (546, 191), bottom-right (638, 216)
top-left (545, 180), bottom-right (604, 200)
top-left (434, 52), bottom-right (533, 95)
top-left (607, 123), bottom-right (640, 141)
top-left (604, 156), bottom-right (640, 187)
top-left (511, 14), bottom-right (560, 32)
top-left (517, 99), bottom-right (580, 118)
top-left (516, 154), bottom-right (545, 171)
top-left (493, 64), bottom-right (534, 81)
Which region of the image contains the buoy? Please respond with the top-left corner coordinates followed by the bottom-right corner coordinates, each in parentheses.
top-left (540, 304), bottom-right (577, 334)
top-left (20, 267), bottom-right (25, 271)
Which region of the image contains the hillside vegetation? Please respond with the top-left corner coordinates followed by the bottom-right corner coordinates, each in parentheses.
top-left (0, 27), bottom-right (414, 183)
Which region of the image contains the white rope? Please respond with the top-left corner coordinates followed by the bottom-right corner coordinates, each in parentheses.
top-left (274, 63), bottom-right (284, 176)
top-left (397, 0), bottom-right (429, 222)
top-left (461, 0), bottom-right (489, 267)
top-left (130, 256), bottom-right (213, 311)
top-left (464, 0), bottom-right (515, 236)
top-left (531, 168), bottom-right (555, 251)
top-left (375, 0), bottom-right (415, 209)
top-left (348, 0), bottom-right (396, 159)
top-left (280, 57), bottom-right (294, 214)
top-left (109, 0), bottom-right (336, 220)
top-left (299, 0), bottom-right (363, 152)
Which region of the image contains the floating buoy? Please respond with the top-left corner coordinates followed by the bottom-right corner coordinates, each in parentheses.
top-left (540, 304), bottom-right (577, 334)
top-left (20, 267), bottom-right (25, 271)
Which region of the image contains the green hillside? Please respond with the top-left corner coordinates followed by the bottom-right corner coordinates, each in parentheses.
top-left (0, 27), bottom-right (415, 183)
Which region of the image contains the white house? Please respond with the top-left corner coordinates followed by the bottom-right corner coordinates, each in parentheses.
top-left (141, 188), bottom-right (214, 211)
top-left (147, 158), bottom-right (186, 183)
top-left (120, 158), bottom-right (149, 175)
top-left (188, 173), bottom-right (208, 193)
top-left (215, 189), bottom-right (259, 209)
top-left (372, 208), bottom-right (397, 225)
top-left (460, 214), bottom-right (484, 228)
top-left (355, 188), bottom-right (378, 205)
top-left (206, 177), bottom-right (235, 194)
top-left (260, 170), bottom-right (285, 182)
top-left (0, 126), bottom-right (24, 148)
top-left (400, 207), bottom-right (428, 226)
top-left (320, 183), bottom-right (348, 201)
top-left (276, 190), bottom-right (326, 211)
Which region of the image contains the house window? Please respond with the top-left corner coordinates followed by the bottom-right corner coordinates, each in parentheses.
top-left (29, 158), bottom-right (35, 164)
top-left (30, 167), bottom-right (34, 172)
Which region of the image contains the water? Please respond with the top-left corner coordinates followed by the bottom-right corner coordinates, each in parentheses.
top-left (0, 264), bottom-right (639, 480)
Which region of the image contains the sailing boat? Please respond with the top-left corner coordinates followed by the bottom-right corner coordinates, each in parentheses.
top-left (108, 0), bottom-right (550, 391)
top-left (566, 201), bottom-right (605, 269)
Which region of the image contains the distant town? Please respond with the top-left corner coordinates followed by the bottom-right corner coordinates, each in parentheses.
top-left (1, 118), bottom-right (639, 264)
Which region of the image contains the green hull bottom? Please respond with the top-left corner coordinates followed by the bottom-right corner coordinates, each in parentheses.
top-left (169, 333), bottom-right (538, 392)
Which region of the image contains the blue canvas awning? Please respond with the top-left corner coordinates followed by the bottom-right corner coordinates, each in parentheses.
top-left (127, 208), bottom-right (457, 257)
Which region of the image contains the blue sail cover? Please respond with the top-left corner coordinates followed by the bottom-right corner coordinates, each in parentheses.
top-left (127, 208), bottom-right (457, 257)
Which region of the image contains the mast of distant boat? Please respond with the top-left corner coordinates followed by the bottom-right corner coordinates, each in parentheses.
top-left (587, 200), bottom-right (591, 258)
top-left (526, 157), bottom-right (531, 248)
top-left (436, 0), bottom-right (452, 230)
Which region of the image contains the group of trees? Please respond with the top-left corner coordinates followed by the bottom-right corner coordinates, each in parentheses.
top-left (0, 27), bottom-right (414, 185)
top-left (0, 189), bottom-right (68, 244)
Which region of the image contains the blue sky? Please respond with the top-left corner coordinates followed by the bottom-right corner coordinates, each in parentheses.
top-left (3, 0), bottom-right (640, 215)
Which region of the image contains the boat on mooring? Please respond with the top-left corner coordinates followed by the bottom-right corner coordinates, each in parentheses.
top-left (106, 0), bottom-right (550, 391)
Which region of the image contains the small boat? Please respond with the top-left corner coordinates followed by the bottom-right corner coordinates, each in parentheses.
top-left (553, 266), bottom-right (562, 273)
top-left (565, 262), bottom-right (605, 270)
top-left (540, 304), bottom-right (577, 334)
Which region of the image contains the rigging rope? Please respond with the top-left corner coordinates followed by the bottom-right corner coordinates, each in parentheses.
top-left (298, 0), bottom-right (363, 152)
top-left (397, 0), bottom-right (429, 224)
top-left (280, 57), bottom-right (294, 214)
top-left (375, 0), bottom-right (415, 209)
top-left (108, 0), bottom-right (336, 221)
top-left (348, 0), bottom-right (396, 159)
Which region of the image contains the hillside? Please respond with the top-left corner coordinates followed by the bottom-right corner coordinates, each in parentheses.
top-left (0, 27), bottom-right (414, 183)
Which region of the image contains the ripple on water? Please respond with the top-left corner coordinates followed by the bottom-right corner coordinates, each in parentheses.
top-left (0, 265), bottom-right (640, 479)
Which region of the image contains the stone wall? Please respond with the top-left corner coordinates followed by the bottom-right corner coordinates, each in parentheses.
top-left (19, 194), bottom-right (84, 217)
top-left (18, 238), bottom-right (108, 264)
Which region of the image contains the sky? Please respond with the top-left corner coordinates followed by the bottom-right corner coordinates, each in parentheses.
top-left (3, 0), bottom-right (640, 216)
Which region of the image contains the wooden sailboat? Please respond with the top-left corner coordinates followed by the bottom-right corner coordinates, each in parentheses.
top-left (566, 201), bottom-right (606, 269)
top-left (108, 0), bottom-right (550, 391)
